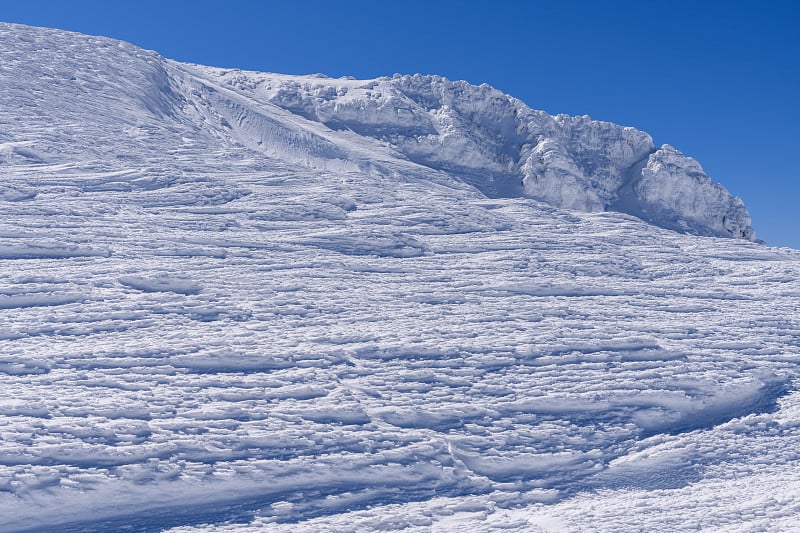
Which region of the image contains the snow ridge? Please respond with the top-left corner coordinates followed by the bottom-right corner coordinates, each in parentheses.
top-left (197, 68), bottom-right (754, 239)
top-left (1, 21), bottom-right (753, 240)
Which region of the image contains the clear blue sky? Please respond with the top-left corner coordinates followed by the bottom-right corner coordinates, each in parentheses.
top-left (4, 1), bottom-right (798, 247)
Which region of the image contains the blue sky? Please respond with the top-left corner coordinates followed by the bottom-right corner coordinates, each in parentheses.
top-left (4, 1), bottom-right (798, 247)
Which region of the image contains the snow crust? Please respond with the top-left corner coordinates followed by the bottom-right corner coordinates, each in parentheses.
top-left (0, 22), bottom-right (795, 532)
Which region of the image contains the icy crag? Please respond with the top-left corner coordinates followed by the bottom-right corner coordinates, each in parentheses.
top-left (200, 68), bottom-right (755, 239)
top-left (1, 22), bottom-right (796, 533)
top-left (3, 22), bottom-right (753, 240)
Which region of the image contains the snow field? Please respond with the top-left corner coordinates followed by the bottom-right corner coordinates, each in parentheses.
top-left (0, 22), bottom-right (799, 532)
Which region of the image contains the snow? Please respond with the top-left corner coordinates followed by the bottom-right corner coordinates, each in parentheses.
top-left (192, 68), bottom-right (753, 239)
top-left (118, 276), bottom-right (203, 295)
top-left (0, 21), bottom-right (798, 532)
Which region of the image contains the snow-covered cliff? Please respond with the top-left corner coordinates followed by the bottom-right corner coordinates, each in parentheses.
top-left (194, 69), bottom-right (754, 239)
top-left (1, 22), bottom-right (754, 239)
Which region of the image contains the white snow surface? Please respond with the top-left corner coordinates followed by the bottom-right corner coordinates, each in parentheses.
top-left (0, 22), bottom-right (797, 532)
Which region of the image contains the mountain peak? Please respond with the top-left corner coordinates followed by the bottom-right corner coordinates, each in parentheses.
top-left (205, 68), bottom-right (753, 239)
top-left (1, 21), bottom-right (754, 240)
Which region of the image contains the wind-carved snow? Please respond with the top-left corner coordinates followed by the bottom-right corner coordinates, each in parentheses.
top-left (0, 22), bottom-right (797, 533)
top-left (195, 68), bottom-right (754, 239)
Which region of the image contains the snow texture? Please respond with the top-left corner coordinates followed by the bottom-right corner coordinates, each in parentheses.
top-left (0, 22), bottom-right (797, 532)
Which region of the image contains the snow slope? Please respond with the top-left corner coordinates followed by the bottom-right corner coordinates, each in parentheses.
top-left (1, 22), bottom-right (798, 532)
top-left (187, 66), bottom-right (754, 240)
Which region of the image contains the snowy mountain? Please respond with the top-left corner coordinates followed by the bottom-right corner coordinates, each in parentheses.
top-left (3, 23), bottom-right (753, 240)
top-left (1, 22), bottom-right (799, 532)
top-left (210, 70), bottom-right (754, 240)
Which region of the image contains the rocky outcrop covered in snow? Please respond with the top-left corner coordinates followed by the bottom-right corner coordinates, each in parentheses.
top-left (198, 70), bottom-right (755, 239)
top-left (633, 145), bottom-right (755, 239)
top-left (0, 22), bottom-right (755, 240)
top-left (205, 71), bottom-right (753, 240)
